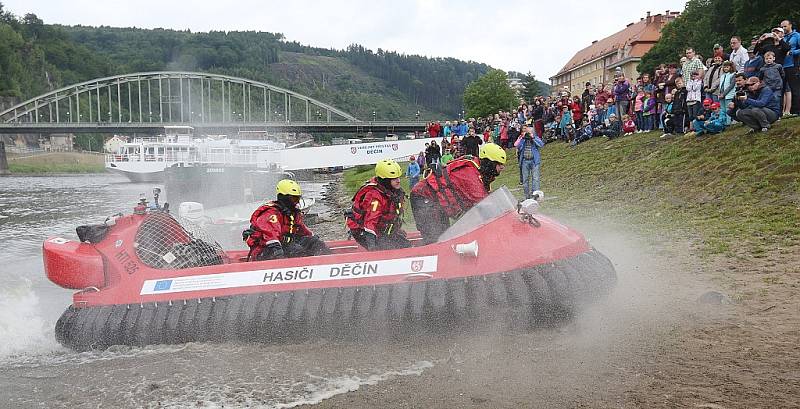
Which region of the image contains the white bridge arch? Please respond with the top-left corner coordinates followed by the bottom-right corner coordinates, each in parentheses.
top-left (0, 71), bottom-right (359, 124)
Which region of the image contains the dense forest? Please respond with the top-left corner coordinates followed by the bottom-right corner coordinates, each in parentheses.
top-left (0, 5), bottom-right (112, 99)
top-left (638, 0), bottom-right (799, 75)
top-left (0, 2), bottom-right (553, 120)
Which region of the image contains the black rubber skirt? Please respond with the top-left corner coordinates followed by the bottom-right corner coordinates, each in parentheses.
top-left (56, 248), bottom-right (616, 351)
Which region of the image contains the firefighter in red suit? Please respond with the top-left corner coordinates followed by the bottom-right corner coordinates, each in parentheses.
top-left (244, 179), bottom-right (330, 261)
top-left (346, 159), bottom-right (411, 250)
top-left (410, 143), bottom-right (507, 244)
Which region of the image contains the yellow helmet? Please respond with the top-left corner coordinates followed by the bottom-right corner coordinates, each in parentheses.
top-left (276, 179), bottom-right (302, 196)
top-left (375, 159), bottom-right (403, 179)
top-left (479, 143), bottom-right (507, 164)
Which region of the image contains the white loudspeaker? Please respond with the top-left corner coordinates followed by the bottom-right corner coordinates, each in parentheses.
top-left (452, 240), bottom-right (479, 257)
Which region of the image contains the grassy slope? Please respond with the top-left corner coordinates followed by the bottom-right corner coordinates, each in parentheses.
top-left (7, 152), bottom-right (105, 173)
top-left (343, 119), bottom-right (800, 257)
top-left (497, 119), bottom-right (800, 257)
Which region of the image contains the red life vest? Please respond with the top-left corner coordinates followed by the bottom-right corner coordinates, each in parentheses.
top-left (245, 202), bottom-right (309, 248)
top-left (411, 157), bottom-right (488, 218)
top-left (346, 178), bottom-right (405, 236)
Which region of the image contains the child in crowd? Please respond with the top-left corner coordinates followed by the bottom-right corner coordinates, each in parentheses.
top-left (622, 114), bottom-right (637, 135)
top-left (759, 51), bottom-right (785, 103)
top-left (440, 148), bottom-right (454, 165)
top-left (572, 122), bottom-right (595, 146)
top-left (688, 99), bottom-right (713, 137)
top-left (599, 113), bottom-right (621, 139)
top-left (642, 90), bottom-right (657, 132)
top-left (596, 102), bottom-right (608, 126)
top-left (559, 105), bottom-right (574, 141)
top-left (606, 97), bottom-right (617, 122)
top-left (671, 77), bottom-right (688, 134)
top-left (661, 93), bottom-right (675, 137)
top-left (634, 87), bottom-right (646, 132)
top-left (686, 71), bottom-right (704, 130)
top-left (587, 104), bottom-right (598, 125)
top-left (692, 102), bottom-right (730, 136)
top-left (717, 61), bottom-right (737, 116)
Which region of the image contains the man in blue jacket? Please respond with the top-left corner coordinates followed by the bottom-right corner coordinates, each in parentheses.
top-left (515, 125), bottom-right (544, 199)
top-left (780, 20), bottom-right (800, 115)
top-left (736, 77), bottom-right (781, 133)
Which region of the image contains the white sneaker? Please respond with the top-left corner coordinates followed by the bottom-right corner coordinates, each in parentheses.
top-left (660, 133), bottom-right (672, 138)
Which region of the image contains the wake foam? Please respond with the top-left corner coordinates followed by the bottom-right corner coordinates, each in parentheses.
top-left (0, 280), bottom-right (56, 359)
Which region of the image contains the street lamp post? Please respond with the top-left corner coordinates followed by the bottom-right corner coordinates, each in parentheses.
top-left (372, 110), bottom-right (376, 122)
top-left (415, 110), bottom-right (420, 121)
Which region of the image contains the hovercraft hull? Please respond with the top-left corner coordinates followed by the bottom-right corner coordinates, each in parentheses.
top-left (55, 249), bottom-right (615, 351)
top-left (45, 187), bottom-right (617, 351)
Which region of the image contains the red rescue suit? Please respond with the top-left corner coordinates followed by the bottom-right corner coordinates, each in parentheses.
top-left (410, 157), bottom-right (488, 218)
top-left (346, 178), bottom-right (405, 237)
top-left (246, 202), bottom-right (312, 259)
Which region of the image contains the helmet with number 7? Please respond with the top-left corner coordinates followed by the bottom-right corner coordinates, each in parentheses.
top-left (276, 179), bottom-right (302, 196)
top-left (479, 143), bottom-right (507, 165)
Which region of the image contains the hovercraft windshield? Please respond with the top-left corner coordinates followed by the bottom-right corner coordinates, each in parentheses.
top-left (437, 186), bottom-right (519, 242)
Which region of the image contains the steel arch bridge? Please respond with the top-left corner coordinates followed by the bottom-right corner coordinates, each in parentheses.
top-left (0, 71), bottom-right (360, 129)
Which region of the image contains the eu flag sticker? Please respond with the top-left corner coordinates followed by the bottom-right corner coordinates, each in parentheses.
top-left (153, 280), bottom-right (173, 291)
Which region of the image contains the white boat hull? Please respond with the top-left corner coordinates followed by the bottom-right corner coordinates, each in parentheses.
top-left (106, 161), bottom-right (177, 182)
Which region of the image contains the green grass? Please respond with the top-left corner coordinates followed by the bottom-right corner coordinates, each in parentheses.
top-left (7, 152), bottom-right (105, 173)
top-left (494, 119), bottom-right (800, 256)
top-left (343, 119), bottom-right (800, 257)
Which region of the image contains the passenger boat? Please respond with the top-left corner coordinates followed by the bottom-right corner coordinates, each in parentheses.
top-left (44, 187), bottom-right (616, 351)
top-left (105, 126), bottom-right (286, 182)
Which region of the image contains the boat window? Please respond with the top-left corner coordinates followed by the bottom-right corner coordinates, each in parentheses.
top-left (437, 186), bottom-right (518, 242)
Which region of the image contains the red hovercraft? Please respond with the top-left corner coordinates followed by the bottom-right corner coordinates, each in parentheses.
top-left (44, 187), bottom-right (616, 351)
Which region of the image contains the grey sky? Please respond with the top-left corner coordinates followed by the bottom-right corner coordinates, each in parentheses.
top-left (3, 0), bottom-right (688, 81)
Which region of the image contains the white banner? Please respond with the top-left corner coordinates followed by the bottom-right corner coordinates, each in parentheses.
top-left (140, 255), bottom-right (438, 295)
top-left (256, 138), bottom-right (434, 170)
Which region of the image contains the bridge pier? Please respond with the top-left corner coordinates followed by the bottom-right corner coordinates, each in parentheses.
top-left (0, 141), bottom-right (9, 175)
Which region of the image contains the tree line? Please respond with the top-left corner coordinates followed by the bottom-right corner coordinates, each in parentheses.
top-left (0, 3), bottom-right (500, 119)
top-left (638, 0), bottom-right (800, 75)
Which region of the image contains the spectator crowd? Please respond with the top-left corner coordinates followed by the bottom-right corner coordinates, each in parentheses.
top-left (413, 18), bottom-right (798, 194)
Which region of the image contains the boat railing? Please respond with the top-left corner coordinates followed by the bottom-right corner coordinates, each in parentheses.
top-left (106, 148), bottom-right (273, 165)
top-left (106, 152), bottom-right (200, 163)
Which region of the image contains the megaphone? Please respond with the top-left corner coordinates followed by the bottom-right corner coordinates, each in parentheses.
top-left (452, 240), bottom-right (479, 257)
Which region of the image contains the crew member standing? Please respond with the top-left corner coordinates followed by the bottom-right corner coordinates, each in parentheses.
top-left (410, 143), bottom-right (507, 243)
top-left (347, 159), bottom-right (411, 250)
top-left (245, 179), bottom-right (330, 261)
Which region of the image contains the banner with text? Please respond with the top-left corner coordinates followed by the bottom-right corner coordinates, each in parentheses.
top-left (140, 255), bottom-right (438, 295)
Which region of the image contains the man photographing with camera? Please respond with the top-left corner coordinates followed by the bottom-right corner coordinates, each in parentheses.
top-left (735, 77), bottom-right (781, 133)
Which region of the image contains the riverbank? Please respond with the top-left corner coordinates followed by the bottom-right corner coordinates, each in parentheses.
top-left (6, 151), bottom-right (105, 173)
top-left (332, 120), bottom-right (800, 408)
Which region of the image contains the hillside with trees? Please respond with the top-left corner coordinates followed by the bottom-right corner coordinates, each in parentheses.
top-left (0, 3), bottom-right (506, 120)
top-left (0, 5), bottom-right (112, 99)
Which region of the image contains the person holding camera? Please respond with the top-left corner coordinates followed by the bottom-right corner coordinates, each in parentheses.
top-left (736, 77), bottom-right (781, 133)
top-left (613, 73), bottom-right (632, 119)
top-left (514, 125), bottom-right (544, 200)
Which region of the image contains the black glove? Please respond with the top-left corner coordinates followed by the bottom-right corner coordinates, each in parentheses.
top-left (260, 242), bottom-right (285, 260)
top-left (284, 241), bottom-right (305, 257)
top-left (362, 231), bottom-right (377, 250)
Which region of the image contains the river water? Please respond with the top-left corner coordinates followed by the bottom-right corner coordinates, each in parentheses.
top-left (0, 174), bottom-right (433, 408)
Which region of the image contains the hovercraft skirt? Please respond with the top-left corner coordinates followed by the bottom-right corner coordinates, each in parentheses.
top-left (55, 249), bottom-right (616, 351)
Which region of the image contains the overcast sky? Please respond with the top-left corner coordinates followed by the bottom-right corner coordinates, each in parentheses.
top-left (4, 0), bottom-right (687, 81)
